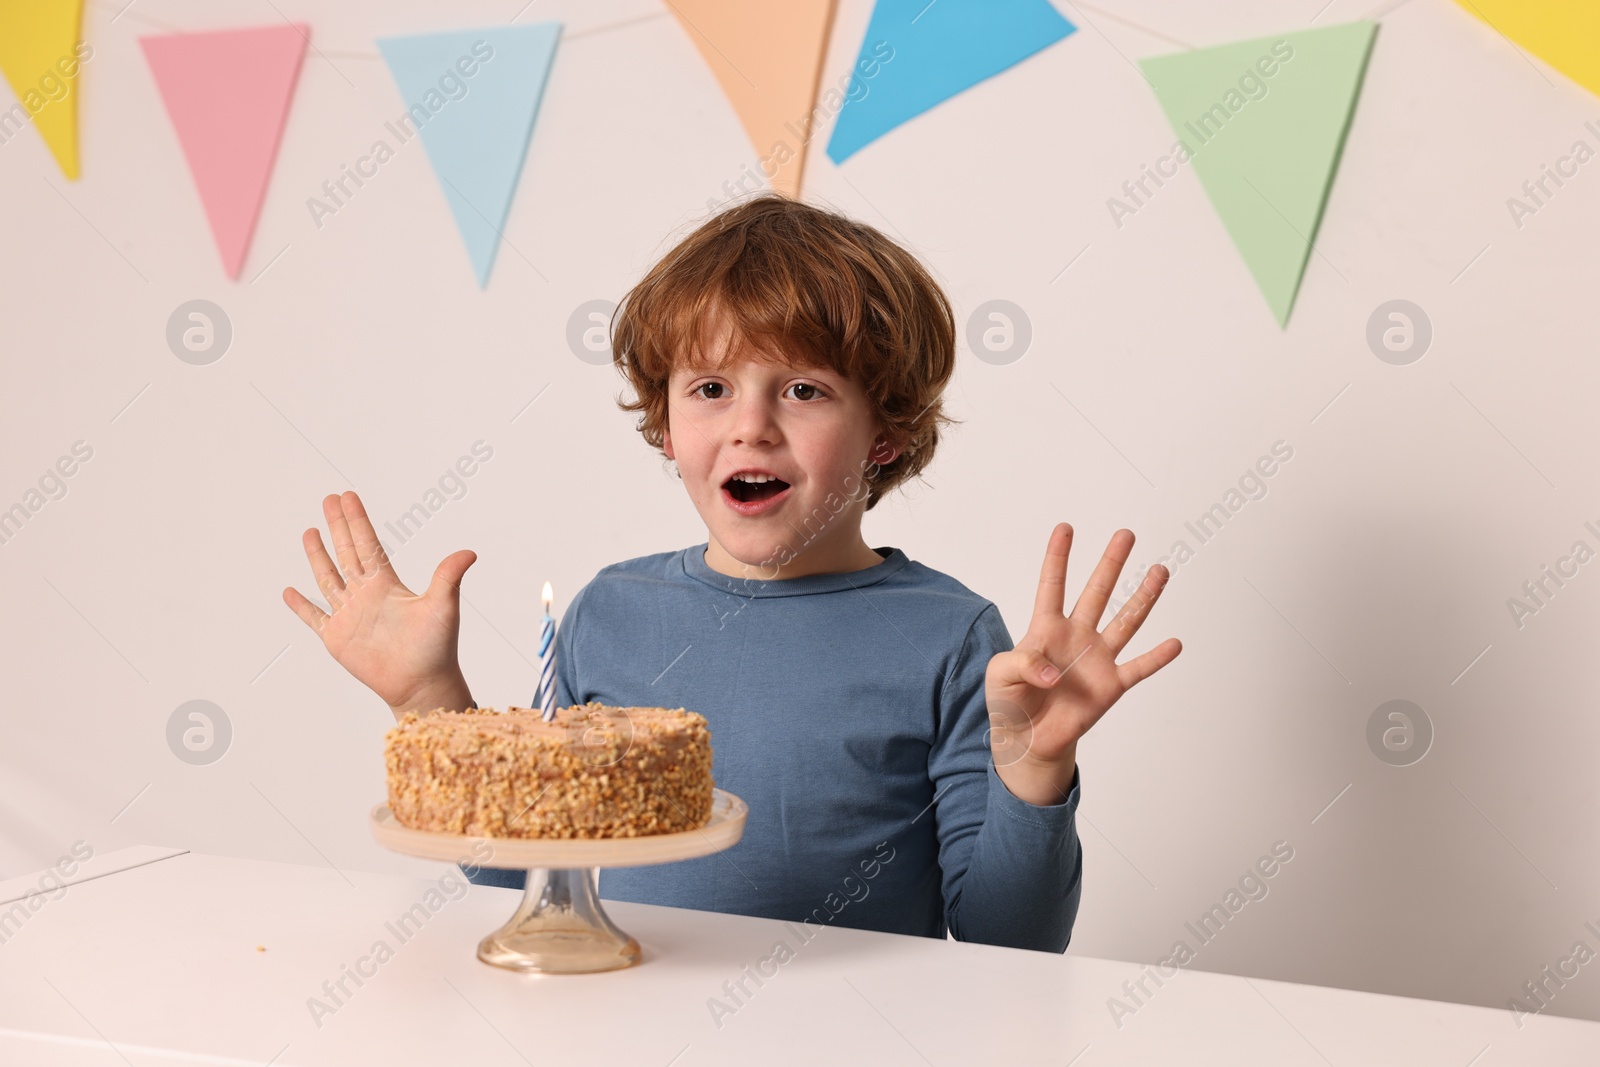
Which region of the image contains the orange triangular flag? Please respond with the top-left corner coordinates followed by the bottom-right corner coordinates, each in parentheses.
top-left (668, 0), bottom-right (837, 199)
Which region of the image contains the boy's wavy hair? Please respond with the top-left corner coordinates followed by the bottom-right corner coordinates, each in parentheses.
top-left (609, 194), bottom-right (958, 511)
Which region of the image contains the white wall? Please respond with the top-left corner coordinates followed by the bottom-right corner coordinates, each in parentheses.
top-left (4, 0), bottom-right (1597, 1027)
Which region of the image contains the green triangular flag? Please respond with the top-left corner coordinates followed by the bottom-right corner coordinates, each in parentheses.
top-left (1140, 22), bottom-right (1377, 326)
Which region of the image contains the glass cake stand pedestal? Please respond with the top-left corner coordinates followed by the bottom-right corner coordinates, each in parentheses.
top-left (369, 789), bottom-right (746, 975)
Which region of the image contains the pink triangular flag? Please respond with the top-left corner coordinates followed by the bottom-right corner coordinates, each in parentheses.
top-left (140, 25), bottom-right (307, 279)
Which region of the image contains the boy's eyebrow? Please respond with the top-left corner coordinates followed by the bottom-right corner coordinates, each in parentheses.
top-left (675, 357), bottom-right (841, 380)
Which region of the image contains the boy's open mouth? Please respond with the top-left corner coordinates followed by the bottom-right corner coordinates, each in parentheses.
top-left (722, 474), bottom-right (791, 504)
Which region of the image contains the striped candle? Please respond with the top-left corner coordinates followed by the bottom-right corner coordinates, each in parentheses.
top-left (538, 581), bottom-right (557, 721)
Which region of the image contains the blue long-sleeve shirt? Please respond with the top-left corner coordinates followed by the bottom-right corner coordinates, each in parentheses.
top-left (463, 543), bottom-right (1083, 951)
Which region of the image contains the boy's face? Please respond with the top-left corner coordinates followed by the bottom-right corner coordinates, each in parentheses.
top-left (662, 324), bottom-right (899, 577)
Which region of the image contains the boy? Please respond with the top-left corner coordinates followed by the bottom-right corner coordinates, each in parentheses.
top-left (282, 195), bottom-right (1180, 952)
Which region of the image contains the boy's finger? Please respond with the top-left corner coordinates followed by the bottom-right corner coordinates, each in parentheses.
top-left (1070, 529), bottom-right (1133, 629)
top-left (1116, 638), bottom-right (1182, 691)
top-left (302, 526), bottom-right (345, 599)
top-left (425, 550), bottom-right (477, 603)
top-left (1031, 523), bottom-right (1072, 623)
top-left (341, 491), bottom-right (392, 577)
top-left (1102, 564), bottom-right (1169, 655)
top-left (988, 647), bottom-right (1059, 692)
top-left (323, 492), bottom-right (364, 580)
top-left (282, 586), bottom-right (328, 634)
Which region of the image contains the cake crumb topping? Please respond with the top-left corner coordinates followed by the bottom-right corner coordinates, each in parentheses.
top-left (383, 702), bottom-right (714, 839)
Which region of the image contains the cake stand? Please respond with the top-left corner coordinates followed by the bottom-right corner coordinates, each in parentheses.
top-left (370, 788), bottom-right (747, 974)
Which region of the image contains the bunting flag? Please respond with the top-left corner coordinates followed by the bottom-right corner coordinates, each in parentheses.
top-left (667, 0), bottom-right (837, 199)
top-left (1140, 21), bottom-right (1377, 327)
top-left (378, 24), bottom-right (560, 288)
top-left (1454, 0), bottom-right (1600, 99)
top-left (0, 0), bottom-right (87, 179)
top-left (140, 25), bottom-right (308, 279)
top-left (826, 0), bottom-right (1074, 165)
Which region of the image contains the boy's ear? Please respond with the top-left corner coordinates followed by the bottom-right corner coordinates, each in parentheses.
top-left (870, 437), bottom-right (899, 465)
top-left (663, 429), bottom-right (675, 461)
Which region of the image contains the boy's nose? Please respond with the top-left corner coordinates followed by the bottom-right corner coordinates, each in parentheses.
top-left (728, 395), bottom-right (780, 446)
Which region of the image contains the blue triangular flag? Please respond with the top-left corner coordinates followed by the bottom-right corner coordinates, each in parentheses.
top-left (378, 24), bottom-right (560, 288)
top-left (826, 0), bottom-right (1074, 164)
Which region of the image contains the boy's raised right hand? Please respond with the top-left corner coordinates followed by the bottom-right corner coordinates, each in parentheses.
top-left (282, 491), bottom-right (477, 715)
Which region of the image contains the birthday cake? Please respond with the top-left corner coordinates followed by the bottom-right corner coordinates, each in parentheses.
top-left (383, 702), bottom-right (714, 839)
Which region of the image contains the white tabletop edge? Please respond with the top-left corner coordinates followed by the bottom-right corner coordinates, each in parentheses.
top-left (0, 1025), bottom-right (283, 1067)
top-left (0, 845), bottom-right (190, 905)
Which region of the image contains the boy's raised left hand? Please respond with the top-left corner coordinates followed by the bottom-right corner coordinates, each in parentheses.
top-left (985, 523), bottom-right (1181, 806)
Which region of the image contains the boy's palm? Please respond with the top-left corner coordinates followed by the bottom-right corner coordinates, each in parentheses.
top-left (987, 524), bottom-right (1181, 769)
top-left (282, 492), bottom-right (475, 710)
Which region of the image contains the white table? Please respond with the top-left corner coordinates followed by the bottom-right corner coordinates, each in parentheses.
top-left (1, 847), bottom-right (1595, 1066)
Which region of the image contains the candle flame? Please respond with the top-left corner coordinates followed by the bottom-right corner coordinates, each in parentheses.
top-left (542, 580), bottom-right (553, 613)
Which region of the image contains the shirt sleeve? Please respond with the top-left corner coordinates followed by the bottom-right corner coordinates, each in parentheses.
top-left (927, 602), bottom-right (1084, 952)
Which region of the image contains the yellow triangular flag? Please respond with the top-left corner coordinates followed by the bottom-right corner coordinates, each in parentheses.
top-left (669, 0), bottom-right (837, 199)
top-left (1455, 0), bottom-right (1600, 99)
top-left (0, 0), bottom-right (87, 179)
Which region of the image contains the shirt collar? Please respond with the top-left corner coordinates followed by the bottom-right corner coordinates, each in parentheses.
top-left (680, 542), bottom-right (910, 598)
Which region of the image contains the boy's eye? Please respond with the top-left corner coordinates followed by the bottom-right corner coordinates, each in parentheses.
top-left (691, 382), bottom-right (825, 401)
